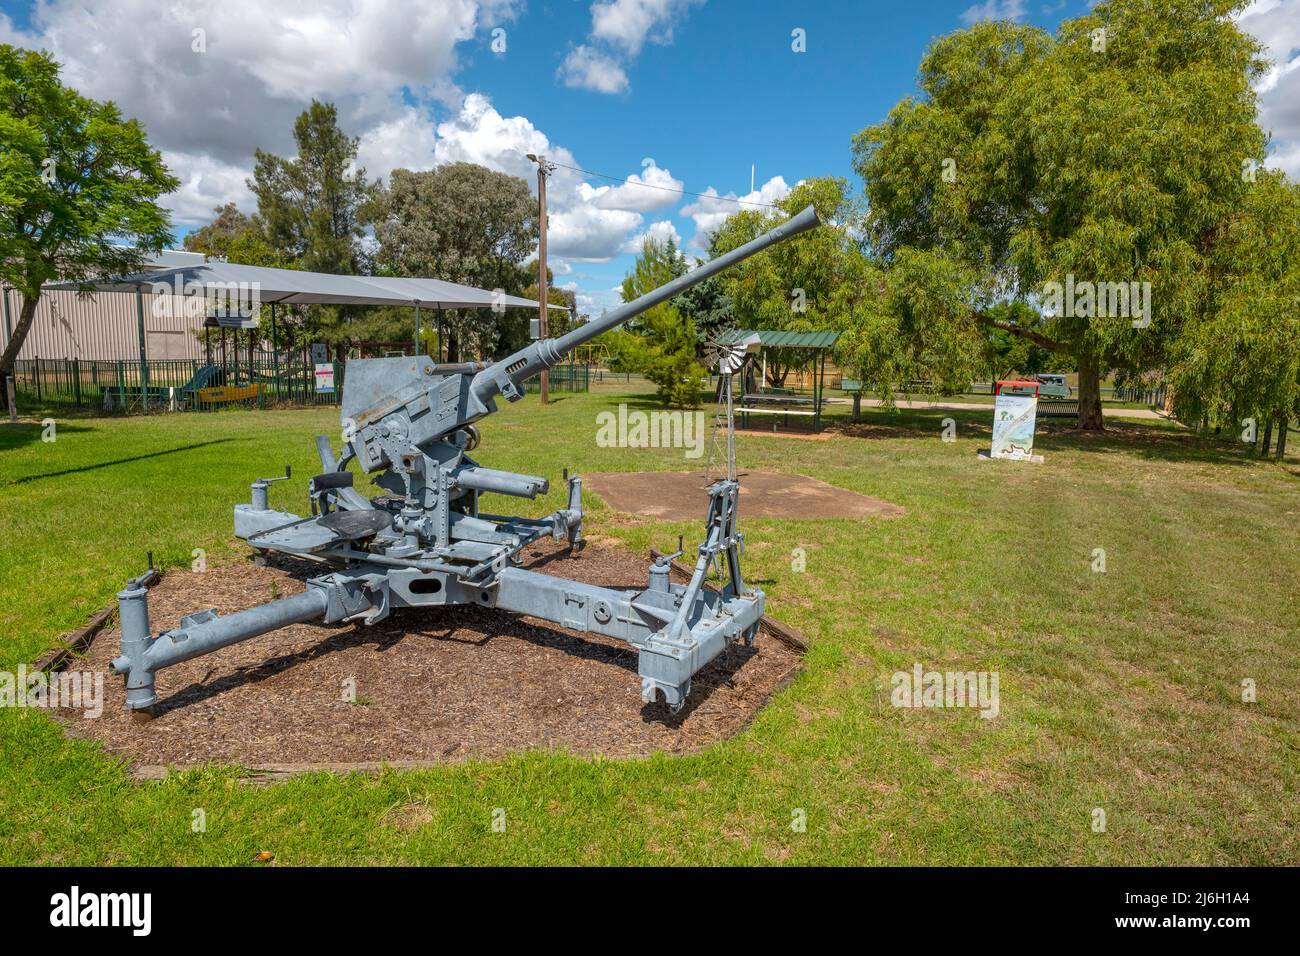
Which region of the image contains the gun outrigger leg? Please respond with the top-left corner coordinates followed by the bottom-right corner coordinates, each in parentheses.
top-left (110, 573), bottom-right (374, 718)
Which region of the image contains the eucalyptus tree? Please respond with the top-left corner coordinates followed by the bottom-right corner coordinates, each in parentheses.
top-left (366, 162), bottom-right (536, 361)
top-left (849, 0), bottom-right (1277, 429)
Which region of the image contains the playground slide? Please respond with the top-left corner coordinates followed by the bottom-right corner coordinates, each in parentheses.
top-left (179, 365), bottom-right (220, 394)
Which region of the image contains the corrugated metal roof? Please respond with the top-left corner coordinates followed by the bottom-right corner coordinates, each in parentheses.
top-left (716, 328), bottom-right (841, 349)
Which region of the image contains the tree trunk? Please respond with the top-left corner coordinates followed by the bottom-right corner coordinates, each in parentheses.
top-left (446, 329), bottom-right (459, 364)
top-left (1260, 419), bottom-right (1274, 457)
top-left (1276, 416), bottom-right (1289, 460)
top-left (0, 294), bottom-right (39, 382)
top-left (1076, 351), bottom-right (1104, 430)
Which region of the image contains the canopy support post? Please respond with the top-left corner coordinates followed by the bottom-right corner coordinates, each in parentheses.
top-left (270, 303), bottom-right (279, 400)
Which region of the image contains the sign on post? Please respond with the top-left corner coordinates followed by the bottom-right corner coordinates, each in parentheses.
top-left (987, 380), bottom-right (1042, 462)
top-left (314, 364), bottom-right (335, 394)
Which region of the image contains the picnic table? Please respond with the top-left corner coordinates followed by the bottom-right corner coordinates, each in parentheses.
top-left (738, 391), bottom-right (828, 431)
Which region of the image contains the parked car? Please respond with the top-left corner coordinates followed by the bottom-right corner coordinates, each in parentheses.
top-left (1034, 374), bottom-right (1072, 398)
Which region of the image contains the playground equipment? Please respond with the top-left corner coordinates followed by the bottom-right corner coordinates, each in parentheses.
top-left (110, 206), bottom-right (820, 717)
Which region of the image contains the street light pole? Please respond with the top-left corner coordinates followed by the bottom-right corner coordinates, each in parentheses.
top-left (528, 152), bottom-right (556, 405)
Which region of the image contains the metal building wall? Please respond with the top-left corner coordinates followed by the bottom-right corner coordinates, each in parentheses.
top-left (1, 287), bottom-right (207, 362)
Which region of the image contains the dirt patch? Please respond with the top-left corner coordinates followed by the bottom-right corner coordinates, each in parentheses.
top-left (731, 427), bottom-right (836, 441)
top-left (55, 538), bottom-right (802, 773)
top-left (584, 470), bottom-right (904, 521)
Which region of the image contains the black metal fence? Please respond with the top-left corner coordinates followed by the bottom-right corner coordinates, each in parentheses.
top-left (11, 354), bottom-right (590, 414)
top-left (11, 352), bottom-right (341, 413)
top-left (522, 362), bottom-right (590, 394)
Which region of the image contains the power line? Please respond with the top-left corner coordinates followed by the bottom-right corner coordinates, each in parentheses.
top-left (543, 158), bottom-right (780, 209)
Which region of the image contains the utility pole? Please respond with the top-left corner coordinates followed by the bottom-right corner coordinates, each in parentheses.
top-left (527, 152), bottom-right (556, 404)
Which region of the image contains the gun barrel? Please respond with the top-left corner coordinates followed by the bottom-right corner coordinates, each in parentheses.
top-left (471, 204), bottom-right (820, 405)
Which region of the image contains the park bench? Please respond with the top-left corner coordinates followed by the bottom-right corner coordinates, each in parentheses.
top-left (737, 391), bottom-right (827, 430)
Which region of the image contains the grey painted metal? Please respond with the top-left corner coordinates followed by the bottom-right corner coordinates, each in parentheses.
top-left (111, 206), bottom-right (820, 716)
top-left (471, 205), bottom-right (819, 407)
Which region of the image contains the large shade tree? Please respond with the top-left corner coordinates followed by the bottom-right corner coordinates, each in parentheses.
top-left (0, 45), bottom-right (177, 385)
top-left (366, 162), bottom-right (537, 362)
top-left (848, 0), bottom-right (1279, 429)
top-left (1168, 169), bottom-right (1300, 450)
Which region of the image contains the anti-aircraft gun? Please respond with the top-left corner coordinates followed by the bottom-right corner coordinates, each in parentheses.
top-left (111, 205), bottom-right (821, 717)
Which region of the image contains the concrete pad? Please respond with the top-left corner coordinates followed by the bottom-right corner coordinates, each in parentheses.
top-left (584, 470), bottom-right (904, 520)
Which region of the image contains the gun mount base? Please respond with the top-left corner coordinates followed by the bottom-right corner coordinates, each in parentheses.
top-left (113, 469), bottom-right (760, 717)
top-left (108, 206), bottom-right (817, 718)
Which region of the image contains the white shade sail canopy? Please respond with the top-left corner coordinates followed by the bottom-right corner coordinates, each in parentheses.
top-left (52, 259), bottom-right (567, 311)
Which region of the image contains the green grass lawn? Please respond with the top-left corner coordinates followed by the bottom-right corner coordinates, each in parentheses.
top-left (1, 390), bottom-right (1297, 865)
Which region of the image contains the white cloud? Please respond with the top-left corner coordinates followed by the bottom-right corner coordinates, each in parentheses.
top-left (621, 219), bottom-right (682, 253)
top-left (1, 1), bottom-right (706, 303)
top-left (559, 45), bottom-right (630, 94)
top-left (561, 0), bottom-right (703, 94)
top-left (355, 108), bottom-right (439, 179)
top-left (681, 175), bottom-right (791, 251)
top-left (4, 0), bottom-right (519, 224)
top-left (431, 94), bottom-right (644, 261)
top-left (959, 0), bottom-right (1027, 25)
top-left (1265, 140), bottom-right (1300, 178)
top-left (590, 0), bottom-right (702, 56)
top-left (1239, 0), bottom-right (1300, 179)
top-left (589, 160), bottom-right (684, 211)
top-left (575, 285), bottom-right (626, 316)
top-left (158, 150), bottom-right (257, 225)
top-left (548, 202), bottom-right (644, 260)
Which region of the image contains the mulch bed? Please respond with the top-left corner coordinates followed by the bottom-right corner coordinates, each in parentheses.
top-left (55, 537), bottom-right (802, 775)
top-left (584, 470), bottom-right (904, 521)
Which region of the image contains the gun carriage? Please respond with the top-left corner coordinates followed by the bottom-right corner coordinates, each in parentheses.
top-left (111, 206), bottom-right (821, 716)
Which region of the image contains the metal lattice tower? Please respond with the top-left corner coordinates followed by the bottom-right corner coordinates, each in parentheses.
top-left (704, 334), bottom-right (761, 484)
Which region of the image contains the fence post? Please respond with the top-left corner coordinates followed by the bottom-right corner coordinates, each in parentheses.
top-left (117, 360), bottom-right (125, 411)
top-left (135, 288), bottom-right (149, 409)
top-left (34, 357), bottom-right (42, 402)
top-left (270, 303), bottom-right (280, 403)
top-left (73, 357), bottom-right (82, 406)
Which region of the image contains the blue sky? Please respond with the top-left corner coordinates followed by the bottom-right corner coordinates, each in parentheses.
top-left (2, 0), bottom-right (1296, 316)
